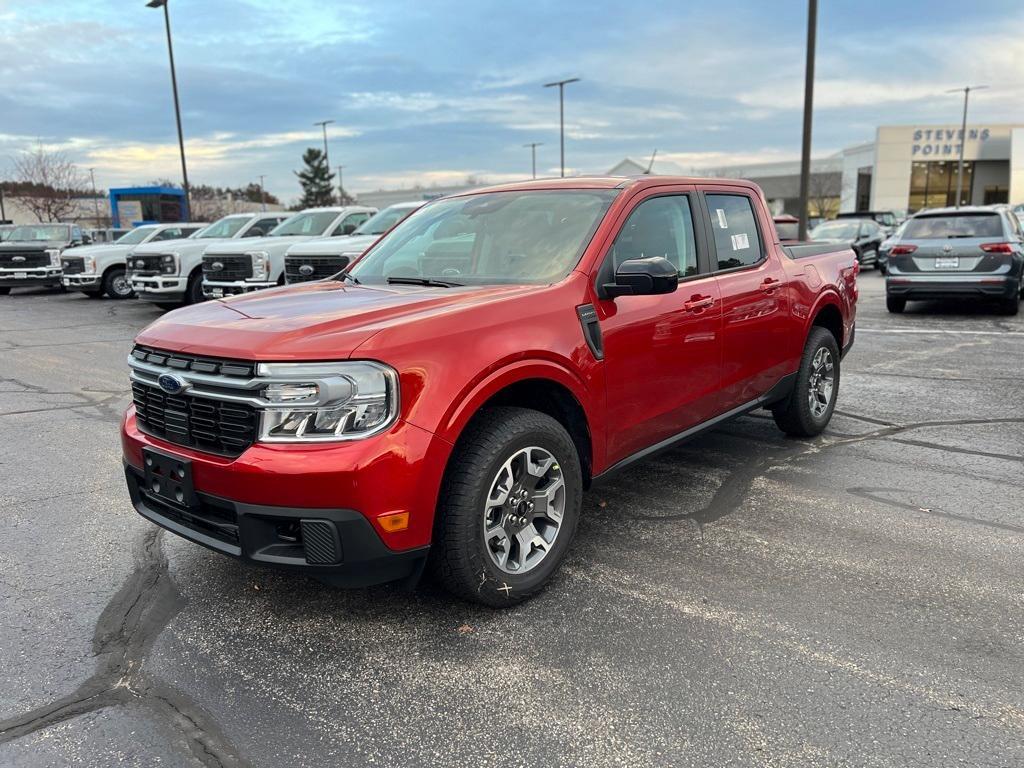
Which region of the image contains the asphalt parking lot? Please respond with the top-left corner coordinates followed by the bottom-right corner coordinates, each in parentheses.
top-left (1, 273), bottom-right (1022, 768)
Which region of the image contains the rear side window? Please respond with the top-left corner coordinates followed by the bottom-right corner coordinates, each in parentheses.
top-left (706, 194), bottom-right (763, 269)
top-left (903, 214), bottom-right (1002, 239)
top-left (609, 195), bottom-right (698, 277)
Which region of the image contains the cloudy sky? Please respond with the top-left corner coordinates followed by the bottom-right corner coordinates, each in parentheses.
top-left (1, 0), bottom-right (1022, 204)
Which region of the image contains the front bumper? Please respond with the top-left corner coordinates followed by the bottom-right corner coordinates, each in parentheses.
top-left (63, 273), bottom-right (101, 289)
top-left (131, 275), bottom-right (187, 302)
top-left (0, 268), bottom-right (63, 288)
top-left (203, 280), bottom-right (275, 298)
top-left (121, 408), bottom-right (449, 586)
top-left (886, 274), bottom-right (1018, 301)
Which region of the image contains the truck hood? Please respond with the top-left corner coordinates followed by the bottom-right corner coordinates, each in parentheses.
top-left (203, 234), bottom-right (315, 255)
top-left (136, 280), bottom-right (534, 361)
top-left (286, 234), bottom-right (377, 258)
top-left (131, 236), bottom-right (228, 255)
top-left (0, 240), bottom-right (66, 251)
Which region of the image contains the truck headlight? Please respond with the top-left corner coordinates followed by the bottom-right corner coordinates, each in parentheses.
top-left (47, 249), bottom-right (61, 267)
top-left (160, 252), bottom-right (179, 275)
top-left (256, 361), bottom-right (399, 441)
top-left (83, 255), bottom-right (96, 272)
top-left (248, 251), bottom-right (270, 281)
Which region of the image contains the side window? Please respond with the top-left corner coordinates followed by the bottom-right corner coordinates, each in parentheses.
top-left (71, 226), bottom-right (83, 241)
top-left (154, 228), bottom-right (181, 241)
top-left (706, 194), bottom-right (763, 270)
top-left (609, 195), bottom-right (698, 277)
top-left (333, 212), bottom-right (370, 236)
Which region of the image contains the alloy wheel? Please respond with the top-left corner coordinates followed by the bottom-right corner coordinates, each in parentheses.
top-left (807, 347), bottom-right (835, 418)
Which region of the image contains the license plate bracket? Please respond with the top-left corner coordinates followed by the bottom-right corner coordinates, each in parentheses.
top-left (13, 272), bottom-right (27, 279)
top-left (935, 256), bottom-right (959, 269)
top-left (142, 447), bottom-right (198, 509)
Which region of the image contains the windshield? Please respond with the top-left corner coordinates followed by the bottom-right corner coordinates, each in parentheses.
top-left (353, 206), bottom-right (419, 236)
top-left (114, 226), bottom-right (158, 245)
top-left (810, 221), bottom-right (861, 240)
top-left (8, 224), bottom-right (71, 242)
top-left (349, 190), bottom-right (618, 286)
top-left (268, 211), bottom-right (339, 237)
top-left (0, 228), bottom-right (13, 241)
top-left (903, 214), bottom-right (1002, 239)
top-left (195, 216), bottom-right (249, 239)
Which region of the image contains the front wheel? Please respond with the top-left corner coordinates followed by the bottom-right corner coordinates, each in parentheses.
top-left (185, 272), bottom-right (205, 305)
top-left (772, 327), bottom-right (840, 437)
top-left (103, 268), bottom-right (134, 299)
top-left (430, 407), bottom-right (582, 606)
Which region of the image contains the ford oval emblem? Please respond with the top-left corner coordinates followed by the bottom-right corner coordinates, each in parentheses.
top-left (157, 373), bottom-right (188, 395)
top-left (12, 255), bottom-right (26, 262)
top-left (209, 261), bottom-right (224, 272)
top-left (135, 260), bottom-right (145, 268)
top-left (299, 264), bottom-right (314, 276)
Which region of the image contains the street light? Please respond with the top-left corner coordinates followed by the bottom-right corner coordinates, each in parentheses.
top-left (543, 78), bottom-right (580, 178)
top-left (797, 0), bottom-right (817, 241)
top-left (523, 143), bottom-right (543, 179)
top-left (947, 85), bottom-right (989, 208)
top-left (146, 0), bottom-right (191, 221)
top-left (313, 120), bottom-right (334, 168)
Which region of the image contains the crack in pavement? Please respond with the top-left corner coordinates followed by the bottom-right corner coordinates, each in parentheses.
top-left (846, 487), bottom-right (1024, 535)
top-left (0, 529), bottom-right (249, 767)
top-left (0, 376), bottom-right (126, 425)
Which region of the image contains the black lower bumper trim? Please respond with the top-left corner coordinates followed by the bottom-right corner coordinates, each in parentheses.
top-left (0, 276), bottom-right (62, 288)
top-left (124, 464), bottom-right (427, 588)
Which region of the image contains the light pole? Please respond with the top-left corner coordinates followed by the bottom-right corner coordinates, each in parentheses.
top-left (337, 165), bottom-right (345, 203)
top-left (543, 78), bottom-right (580, 178)
top-left (258, 175), bottom-right (267, 211)
top-left (947, 85), bottom-right (988, 208)
top-left (523, 142), bottom-right (543, 179)
top-left (88, 168), bottom-right (101, 225)
top-left (146, 0), bottom-right (191, 221)
top-left (313, 119), bottom-right (334, 168)
top-left (797, 0), bottom-right (817, 241)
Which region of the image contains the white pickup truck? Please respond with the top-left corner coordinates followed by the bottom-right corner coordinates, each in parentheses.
top-left (62, 222), bottom-right (206, 299)
top-left (283, 201), bottom-right (424, 284)
top-left (201, 206), bottom-right (376, 298)
top-left (128, 212), bottom-right (287, 306)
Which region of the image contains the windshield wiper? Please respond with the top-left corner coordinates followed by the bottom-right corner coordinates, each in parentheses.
top-left (336, 271), bottom-right (361, 285)
top-left (386, 276), bottom-right (462, 288)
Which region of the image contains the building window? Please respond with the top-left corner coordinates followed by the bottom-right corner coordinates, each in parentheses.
top-left (983, 186), bottom-right (1008, 205)
top-left (855, 167), bottom-right (872, 211)
top-left (908, 161), bottom-right (974, 212)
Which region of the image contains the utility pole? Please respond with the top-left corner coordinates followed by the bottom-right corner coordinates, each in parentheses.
top-left (1, 183), bottom-right (7, 222)
top-left (258, 175), bottom-right (267, 211)
top-left (337, 165), bottom-right (345, 203)
top-left (313, 120), bottom-right (334, 168)
top-left (797, 0), bottom-right (817, 241)
top-left (947, 85), bottom-right (988, 208)
top-left (523, 143), bottom-right (543, 179)
top-left (146, 0), bottom-right (191, 220)
top-left (543, 78), bottom-right (580, 178)
top-left (88, 168), bottom-right (101, 225)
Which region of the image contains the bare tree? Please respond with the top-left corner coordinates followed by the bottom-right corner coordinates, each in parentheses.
top-left (806, 171), bottom-right (842, 219)
top-left (11, 144), bottom-right (87, 222)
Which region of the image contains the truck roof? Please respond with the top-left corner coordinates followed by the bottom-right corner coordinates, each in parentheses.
top-left (449, 175), bottom-right (761, 197)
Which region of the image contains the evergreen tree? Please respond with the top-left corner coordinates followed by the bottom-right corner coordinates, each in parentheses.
top-left (295, 148), bottom-right (335, 207)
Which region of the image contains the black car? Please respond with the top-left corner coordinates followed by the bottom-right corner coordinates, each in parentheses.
top-left (836, 210), bottom-right (899, 234)
top-left (809, 218), bottom-right (886, 270)
top-left (885, 206), bottom-right (1024, 315)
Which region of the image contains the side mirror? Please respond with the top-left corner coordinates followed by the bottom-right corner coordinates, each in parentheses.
top-left (601, 256), bottom-right (678, 299)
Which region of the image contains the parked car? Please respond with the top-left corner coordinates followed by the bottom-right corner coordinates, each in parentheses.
top-left (836, 210), bottom-right (899, 234)
top-left (772, 214), bottom-right (800, 243)
top-left (62, 222), bottom-right (207, 299)
top-left (128, 213), bottom-right (288, 307)
top-left (0, 222), bottom-right (87, 294)
top-left (885, 205), bottom-right (1024, 315)
top-left (810, 218), bottom-right (886, 269)
top-left (876, 220), bottom-right (910, 274)
top-left (121, 176), bottom-right (857, 605)
top-left (201, 206), bottom-right (376, 298)
top-left (283, 202), bottom-right (426, 284)
top-left (87, 227), bottom-right (130, 244)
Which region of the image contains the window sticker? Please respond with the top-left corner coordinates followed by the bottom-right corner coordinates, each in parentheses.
top-left (716, 208), bottom-right (728, 229)
top-left (730, 232), bottom-right (750, 250)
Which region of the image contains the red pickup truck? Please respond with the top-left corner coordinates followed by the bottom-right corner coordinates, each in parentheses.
top-left (122, 176), bottom-right (857, 605)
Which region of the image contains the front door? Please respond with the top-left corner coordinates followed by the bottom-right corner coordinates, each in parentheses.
top-left (594, 189), bottom-right (723, 466)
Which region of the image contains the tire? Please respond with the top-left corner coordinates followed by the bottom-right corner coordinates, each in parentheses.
top-left (886, 296), bottom-right (906, 313)
top-left (82, 289), bottom-right (104, 299)
top-left (185, 272), bottom-right (205, 305)
top-left (102, 268), bottom-right (133, 299)
top-left (1000, 295), bottom-right (1020, 316)
top-left (0, 287), bottom-right (10, 296)
top-left (430, 406), bottom-right (583, 606)
top-left (877, 262), bottom-right (887, 275)
top-left (771, 326), bottom-right (840, 438)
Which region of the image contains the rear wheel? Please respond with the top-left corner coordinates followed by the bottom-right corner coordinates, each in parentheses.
top-left (772, 327), bottom-right (840, 437)
top-left (430, 407), bottom-right (582, 606)
top-left (886, 296), bottom-right (906, 313)
top-left (999, 295), bottom-right (1020, 315)
top-left (103, 268), bottom-right (133, 299)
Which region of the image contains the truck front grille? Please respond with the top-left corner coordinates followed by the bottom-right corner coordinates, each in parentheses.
top-left (129, 254), bottom-right (162, 276)
top-left (285, 255), bottom-right (350, 283)
top-left (132, 381), bottom-right (258, 457)
top-left (0, 251), bottom-right (50, 268)
top-left (203, 254), bottom-right (252, 281)
top-left (61, 256), bottom-right (85, 274)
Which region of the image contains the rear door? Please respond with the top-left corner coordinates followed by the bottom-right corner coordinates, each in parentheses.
top-left (594, 186), bottom-right (723, 465)
top-left (700, 187), bottom-right (793, 410)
